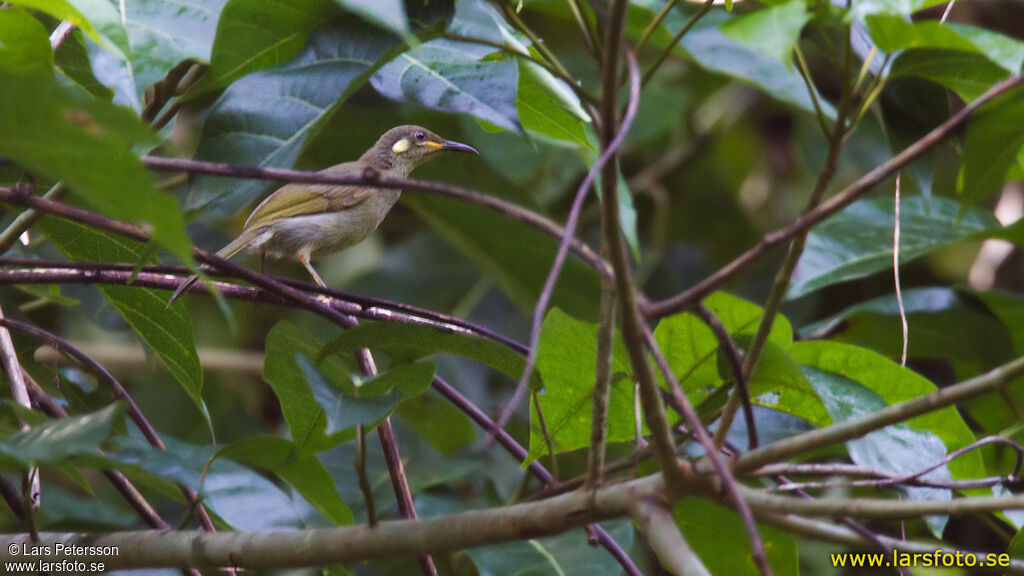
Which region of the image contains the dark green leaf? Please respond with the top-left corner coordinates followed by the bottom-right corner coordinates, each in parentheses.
top-left (299, 354), bottom-right (433, 438)
top-left (319, 321), bottom-right (532, 387)
top-left (889, 49), bottom-right (1009, 103)
top-left (396, 391), bottom-right (476, 456)
top-left (467, 519), bottom-right (634, 576)
top-left (0, 69), bottom-right (192, 260)
top-left (528, 308), bottom-right (634, 462)
top-left (262, 321), bottom-right (351, 452)
top-left (38, 217), bottom-right (208, 427)
top-left (978, 291), bottom-right (1024, 354)
top-left (0, 404), bottom-right (124, 469)
top-left (517, 57), bottom-right (591, 148)
top-left (370, 0), bottom-right (521, 132)
top-left (188, 0), bottom-right (340, 97)
top-left (188, 19), bottom-right (396, 215)
top-left (789, 196), bottom-right (1010, 298)
top-left (801, 287), bottom-right (1015, 367)
top-left (961, 86), bottom-right (1024, 209)
top-left (55, 29), bottom-right (114, 98)
top-left (720, 1), bottom-right (810, 65)
top-left (334, 0), bottom-right (408, 35)
top-left (674, 496), bottom-right (798, 576)
top-left (0, 7), bottom-right (54, 73)
top-left (214, 435), bottom-right (353, 525)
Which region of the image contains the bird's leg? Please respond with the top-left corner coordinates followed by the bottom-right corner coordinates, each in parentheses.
top-left (298, 252), bottom-right (331, 304)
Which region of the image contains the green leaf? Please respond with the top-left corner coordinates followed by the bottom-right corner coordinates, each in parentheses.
top-left (528, 308), bottom-right (634, 463)
top-left (0, 404), bottom-right (125, 469)
top-left (961, 86), bottom-right (1024, 209)
top-left (319, 321), bottom-right (533, 387)
top-left (6, 0), bottom-right (127, 54)
top-left (948, 23), bottom-right (1024, 73)
top-left (654, 291), bottom-right (792, 405)
top-left (370, 0), bottom-right (521, 132)
top-left (467, 518), bottom-right (634, 576)
top-left (396, 392), bottom-right (476, 456)
top-left (406, 194), bottom-right (602, 321)
top-left (747, 341), bottom-right (828, 427)
top-left (85, 0), bottom-right (226, 110)
top-left (789, 196), bottom-right (1010, 298)
top-left (188, 0), bottom-right (340, 97)
top-left (38, 217), bottom-right (208, 427)
top-left (188, 19), bottom-right (396, 215)
top-left (867, 16), bottom-right (1024, 73)
top-left (214, 435), bottom-right (353, 525)
top-left (802, 287), bottom-right (1015, 367)
top-left (674, 497), bottom-right (798, 576)
top-left (333, 0), bottom-right (408, 35)
top-left (889, 49), bottom-right (1010, 103)
top-left (517, 58), bottom-right (590, 148)
top-left (669, 11), bottom-right (833, 116)
top-left (299, 354), bottom-right (433, 439)
top-left (0, 7), bottom-right (54, 73)
top-left (847, 0), bottom-right (947, 22)
top-left (790, 341), bottom-right (985, 485)
top-left (978, 291), bottom-right (1024, 354)
top-left (54, 28), bottom-right (113, 99)
top-left (0, 68), bottom-right (192, 260)
top-left (720, 1), bottom-right (810, 66)
top-left (262, 321), bottom-right (351, 452)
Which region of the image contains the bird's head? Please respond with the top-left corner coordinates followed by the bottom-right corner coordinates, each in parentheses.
top-left (363, 125), bottom-right (479, 176)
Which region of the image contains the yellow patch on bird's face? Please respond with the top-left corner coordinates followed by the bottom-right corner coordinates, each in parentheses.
top-left (392, 138), bottom-right (411, 154)
top-left (421, 140), bottom-right (443, 149)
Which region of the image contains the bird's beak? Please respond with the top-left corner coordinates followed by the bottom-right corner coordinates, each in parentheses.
top-left (441, 140), bottom-right (479, 154)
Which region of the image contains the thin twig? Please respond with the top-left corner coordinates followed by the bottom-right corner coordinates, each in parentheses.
top-left (894, 172), bottom-right (908, 366)
top-left (693, 304), bottom-right (757, 449)
top-left (588, 283), bottom-right (616, 488)
top-left (494, 45), bottom-right (641, 435)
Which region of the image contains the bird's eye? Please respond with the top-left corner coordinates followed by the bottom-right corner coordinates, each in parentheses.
top-left (414, 131), bottom-right (426, 141)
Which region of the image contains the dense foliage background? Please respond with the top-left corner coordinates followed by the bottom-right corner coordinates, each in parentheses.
top-left (1, 0), bottom-right (1024, 574)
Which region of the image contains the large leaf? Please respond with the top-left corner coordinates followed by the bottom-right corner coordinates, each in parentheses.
top-left (188, 19), bottom-right (397, 215)
top-left (961, 86), bottom-right (1024, 210)
top-left (801, 287), bottom-right (1015, 367)
top-left (528, 308), bottom-right (634, 463)
top-left (319, 321), bottom-right (533, 387)
top-left (188, 0), bottom-right (340, 96)
top-left (38, 217), bottom-right (208, 426)
top-left (516, 56), bottom-right (590, 148)
top-left (262, 321), bottom-right (352, 453)
top-left (720, 1), bottom-right (810, 66)
top-left (889, 49), bottom-right (1010, 103)
top-left (790, 341), bottom-right (985, 484)
top-left (299, 354), bottom-right (433, 439)
top-left (0, 68), bottom-right (192, 259)
top-left (789, 195), bottom-right (1012, 298)
top-left (214, 435), bottom-right (353, 525)
top-left (334, 0), bottom-right (408, 35)
top-left (0, 7), bottom-right (54, 73)
top-left (0, 404), bottom-right (125, 469)
top-left (654, 291), bottom-right (793, 405)
top-left (866, 16), bottom-right (1024, 73)
top-left (674, 497), bottom-right (799, 576)
top-left (467, 519), bottom-right (634, 576)
top-left (371, 0), bottom-right (521, 132)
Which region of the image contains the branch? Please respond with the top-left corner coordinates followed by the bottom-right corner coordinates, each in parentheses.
top-left (0, 474), bottom-right (674, 570)
top-left (631, 495), bottom-right (711, 576)
top-left (645, 73), bottom-right (1024, 319)
top-left (140, 158), bottom-right (612, 282)
top-left (0, 305), bottom-right (39, 509)
top-left (742, 485), bottom-right (1024, 519)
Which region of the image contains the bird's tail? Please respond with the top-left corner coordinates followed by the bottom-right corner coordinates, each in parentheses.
top-left (166, 229), bottom-right (260, 307)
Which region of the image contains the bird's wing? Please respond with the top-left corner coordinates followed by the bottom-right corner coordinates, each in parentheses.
top-left (242, 182), bottom-right (372, 231)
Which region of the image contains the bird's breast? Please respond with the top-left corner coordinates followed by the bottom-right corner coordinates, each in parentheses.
top-left (260, 189), bottom-right (401, 257)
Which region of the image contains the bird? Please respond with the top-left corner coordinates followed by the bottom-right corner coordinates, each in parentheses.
top-left (168, 125), bottom-right (478, 304)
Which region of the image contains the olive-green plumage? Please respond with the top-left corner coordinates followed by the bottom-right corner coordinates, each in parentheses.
top-left (169, 125), bottom-right (478, 303)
